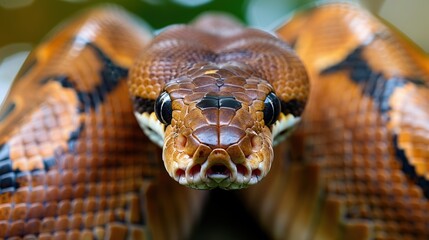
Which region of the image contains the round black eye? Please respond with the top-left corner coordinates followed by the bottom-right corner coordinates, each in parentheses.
top-left (155, 91), bottom-right (173, 125)
top-left (263, 92), bottom-right (281, 126)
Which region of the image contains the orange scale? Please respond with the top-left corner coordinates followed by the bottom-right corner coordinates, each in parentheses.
top-left (53, 230), bottom-right (67, 240)
top-left (84, 198), bottom-right (97, 213)
top-left (9, 220), bottom-right (25, 237)
top-left (27, 156), bottom-right (44, 172)
top-left (94, 183), bottom-right (107, 197)
top-left (83, 213), bottom-right (95, 229)
top-left (24, 219), bottom-right (41, 235)
top-left (0, 204), bottom-right (11, 221)
top-left (73, 184), bottom-right (86, 199)
top-left (40, 217), bottom-right (55, 234)
top-left (97, 198), bottom-right (108, 212)
top-left (10, 203), bottom-right (27, 221)
top-left (59, 186), bottom-right (73, 201)
top-left (48, 129), bottom-right (64, 142)
top-left (9, 146), bottom-right (25, 161)
top-left (95, 211), bottom-right (107, 226)
top-left (28, 186), bottom-right (46, 203)
top-left (73, 169), bottom-right (87, 183)
top-left (85, 183), bottom-right (97, 197)
top-left (70, 200), bottom-right (84, 215)
top-left (59, 170), bottom-right (74, 186)
top-left (13, 185), bottom-right (30, 203)
top-left (27, 203), bottom-right (44, 220)
top-left (46, 170), bottom-right (62, 186)
top-left (69, 214), bottom-right (84, 230)
top-left (44, 186), bottom-right (60, 203)
top-left (56, 201), bottom-right (71, 217)
top-left (34, 130), bottom-right (50, 144)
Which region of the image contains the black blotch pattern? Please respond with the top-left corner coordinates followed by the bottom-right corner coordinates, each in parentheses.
top-left (280, 99), bottom-right (305, 117)
top-left (0, 41), bottom-right (128, 196)
top-left (39, 41), bottom-right (128, 113)
top-left (0, 143), bottom-right (62, 194)
top-left (0, 144), bottom-right (9, 161)
top-left (196, 95), bottom-right (242, 110)
top-left (38, 41), bottom-right (125, 163)
top-left (0, 172), bottom-right (15, 189)
top-left (0, 144), bottom-right (18, 192)
top-left (133, 96), bottom-right (155, 114)
top-left (0, 102), bottom-right (16, 122)
top-left (67, 124), bottom-right (85, 154)
top-left (43, 156), bottom-right (56, 171)
top-left (0, 161), bottom-right (12, 175)
top-left (322, 46), bottom-right (426, 115)
top-left (322, 45), bottom-right (429, 199)
top-left (394, 135), bottom-right (429, 198)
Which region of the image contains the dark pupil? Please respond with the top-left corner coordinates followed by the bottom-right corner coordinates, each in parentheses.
top-left (263, 92), bottom-right (281, 126)
top-left (155, 91), bottom-right (173, 125)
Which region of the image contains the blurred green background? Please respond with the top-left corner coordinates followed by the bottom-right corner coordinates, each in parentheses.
top-left (0, 0), bottom-right (428, 104)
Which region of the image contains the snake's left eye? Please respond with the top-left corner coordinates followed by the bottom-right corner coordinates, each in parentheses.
top-left (155, 91), bottom-right (173, 125)
top-left (263, 92), bottom-right (281, 126)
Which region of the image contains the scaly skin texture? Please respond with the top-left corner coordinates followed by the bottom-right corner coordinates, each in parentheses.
top-left (241, 3), bottom-right (429, 240)
top-left (0, 7), bottom-right (206, 240)
top-left (0, 2), bottom-right (428, 240)
top-left (129, 16), bottom-right (309, 189)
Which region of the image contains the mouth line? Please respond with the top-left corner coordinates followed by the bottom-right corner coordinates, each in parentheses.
top-left (172, 159), bottom-right (263, 190)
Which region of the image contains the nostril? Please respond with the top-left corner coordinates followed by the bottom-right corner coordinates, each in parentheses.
top-left (207, 164), bottom-right (230, 176)
top-left (236, 164), bottom-right (248, 176)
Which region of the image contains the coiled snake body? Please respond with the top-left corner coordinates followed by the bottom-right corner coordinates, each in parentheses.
top-left (0, 2), bottom-right (428, 240)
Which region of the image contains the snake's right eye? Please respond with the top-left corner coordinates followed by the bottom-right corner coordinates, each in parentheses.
top-left (155, 91), bottom-right (173, 125)
top-left (263, 92), bottom-right (281, 126)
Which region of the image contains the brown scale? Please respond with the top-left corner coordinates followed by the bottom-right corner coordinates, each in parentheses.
top-left (129, 15), bottom-right (309, 188)
top-left (1, 2), bottom-right (428, 240)
top-left (242, 3), bottom-right (429, 240)
top-left (0, 6), bottom-right (206, 240)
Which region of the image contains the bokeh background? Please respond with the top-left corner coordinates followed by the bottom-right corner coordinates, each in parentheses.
top-left (0, 0), bottom-right (428, 104)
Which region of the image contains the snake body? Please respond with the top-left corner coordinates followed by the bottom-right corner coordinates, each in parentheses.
top-left (0, 2), bottom-right (428, 240)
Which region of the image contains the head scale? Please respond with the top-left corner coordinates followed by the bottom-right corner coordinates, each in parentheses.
top-left (129, 22), bottom-right (309, 190)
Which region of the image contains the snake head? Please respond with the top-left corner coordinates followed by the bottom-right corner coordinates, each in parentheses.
top-left (129, 22), bottom-right (309, 189)
top-left (132, 62), bottom-right (307, 189)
